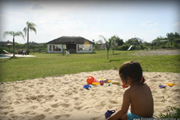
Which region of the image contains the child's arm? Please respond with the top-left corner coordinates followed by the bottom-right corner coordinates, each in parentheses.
top-left (107, 90), bottom-right (130, 120)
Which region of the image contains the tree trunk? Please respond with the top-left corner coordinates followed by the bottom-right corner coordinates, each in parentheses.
top-left (27, 28), bottom-right (29, 51)
top-left (107, 50), bottom-right (109, 59)
top-left (13, 37), bottom-right (15, 57)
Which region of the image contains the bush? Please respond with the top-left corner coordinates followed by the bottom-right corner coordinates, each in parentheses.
top-left (0, 47), bottom-right (12, 54)
top-left (116, 44), bottom-right (135, 50)
top-left (159, 106), bottom-right (180, 118)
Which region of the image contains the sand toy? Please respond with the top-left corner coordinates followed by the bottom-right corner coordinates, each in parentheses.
top-left (100, 80), bottom-right (104, 85)
top-left (105, 110), bottom-right (116, 119)
top-left (92, 82), bottom-right (100, 85)
top-left (112, 82), bottom-right (120, 85)
top-left (166, 83), bottom-right (179, 87)
top-left (83, 85), bottom-right (91, 89)
top-left (159, 84), bottom-right (166, 88)
top-left (87, 76), bottom-right (95, 84)
top-left (99, 78), bottom-right (111, 83)
top-left (122, 82), bottom-right (129, 88)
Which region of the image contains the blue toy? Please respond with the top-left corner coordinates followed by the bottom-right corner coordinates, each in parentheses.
top-left (105, 110), bottom-right (116, 119)
top-left (159, 84), bottom-right (166, 88)
top-left (83, 84), bottom-right (91, 90)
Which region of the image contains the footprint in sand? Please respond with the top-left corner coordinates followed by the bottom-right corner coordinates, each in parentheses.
top-left (54, 114), bottom-right (70, 119)
top-left (51, 103), bottom-right (70, 108)
top-left (31, 114), bottom-right (45, 120)
top-left (154, 102), bottom-right (165, 106)
top-left (153, 74), bottom-right (161, 78)
top-left (44, 108), bottom-right (50, 112)
top-left (91, 116), bottom-right (102, 120)
top-left (28, 105), bottom-right (38, 110)
top-left (60, 103), bottom-right (70, 108)
top-left (51, 103), bottom-right (60, 108)
top-left (106, 90), bottom-right (113, 94)
top-left (74, 105), bottom-right (83, 110)
top-left (171, 88), bottom-right (180, 92)
top-left (172, 95), bottom-right (180, 100)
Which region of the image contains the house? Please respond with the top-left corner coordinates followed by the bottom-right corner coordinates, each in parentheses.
top-left (47, 36), bottom-right (94, 53)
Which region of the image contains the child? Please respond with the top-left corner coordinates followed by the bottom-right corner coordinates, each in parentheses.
top-left (107, 61), bottom-right (154, 120)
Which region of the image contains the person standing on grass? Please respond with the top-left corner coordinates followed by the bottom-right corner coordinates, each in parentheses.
top-left (107, 61), bottom-right (154, 120)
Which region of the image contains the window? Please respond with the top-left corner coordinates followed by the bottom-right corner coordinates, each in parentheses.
top-left (78, 44), bottom-right (92, 52)
top-left (49, 44), bottom-right (62, 51)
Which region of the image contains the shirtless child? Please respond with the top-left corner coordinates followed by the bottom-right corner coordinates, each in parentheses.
top-left (107, 61), bottom-right (154, 120)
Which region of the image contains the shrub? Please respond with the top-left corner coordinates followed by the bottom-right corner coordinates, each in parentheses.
top-left (0, 47), bottom-right (12, 54)
top-left (116, 44), bottom-right (135, 50)
top-left (159, 106), bottom-right (180, 118)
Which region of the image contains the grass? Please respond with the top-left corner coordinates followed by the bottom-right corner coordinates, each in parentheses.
top-left (0, 50), bottom-right (180, 82)
top-left (158, 106), bottom-right (180, 118)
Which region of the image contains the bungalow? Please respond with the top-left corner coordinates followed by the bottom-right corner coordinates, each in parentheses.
top-left (47, 36), bottom-right (94, 53)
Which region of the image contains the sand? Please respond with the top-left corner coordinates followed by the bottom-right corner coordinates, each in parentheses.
top-left (0, 70), bottom-right (180, 120)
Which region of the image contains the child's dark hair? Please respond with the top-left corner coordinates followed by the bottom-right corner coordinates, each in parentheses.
top-left (119, 61), bottom-right (145, 84)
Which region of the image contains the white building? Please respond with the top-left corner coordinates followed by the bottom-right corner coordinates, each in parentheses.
top-left (47, 36), bottom-right (94, 53)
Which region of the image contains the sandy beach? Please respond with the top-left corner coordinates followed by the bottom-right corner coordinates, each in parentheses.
top-left (0, 70), bottom-right (180, 120)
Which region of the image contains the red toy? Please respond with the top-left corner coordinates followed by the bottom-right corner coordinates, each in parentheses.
top-left (87, 76), bottom-right (95, 84)
top-left (122, 82), bottom-right (129, 88)
top-left (100, 80), bottom-right (104, 85)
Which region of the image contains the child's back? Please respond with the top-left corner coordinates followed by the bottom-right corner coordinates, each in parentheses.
top-left (106, 61), bottom-right (154, 120)
top-left (127, 83), bottom-right (154, 117)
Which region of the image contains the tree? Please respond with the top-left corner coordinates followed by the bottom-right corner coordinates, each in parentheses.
top-left (174, 32), bottom-right (180, 37)
top-left (166, 32), bottom-right (175, 48)
top-left (23, 21), bottom-right (37, 51)
top-left (3, 31), bottom-right (24, 57)
top-left (109, 35), bottom-right (119, 54)
top-left (100, 35), bottom-right (111, 59)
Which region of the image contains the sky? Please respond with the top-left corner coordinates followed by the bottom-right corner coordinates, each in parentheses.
top-left (0, 0), bottom-right (180, 44)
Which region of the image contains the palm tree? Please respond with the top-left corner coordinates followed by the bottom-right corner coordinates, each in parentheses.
top-left (23, 21), bottom-right (37, 51)
top-left (100, 35), bottom-right (111, 59)
top-left (109, 35), bottom-right (119, 55)
top-left (3, 31), bottom-right (24, 57)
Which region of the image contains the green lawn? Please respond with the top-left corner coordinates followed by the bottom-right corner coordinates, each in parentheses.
top-left (0, 50), bottom-right (180, 82)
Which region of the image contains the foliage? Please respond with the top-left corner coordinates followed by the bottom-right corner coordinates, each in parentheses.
top-left (109, 35), bottom-right (123, 54)
top-left (100, 35), bottom-right (112, 59)
top-left (3, 31), bottom-right (24, 57)
top-left (0, 47), bottom-right (12, 54)
top-left (159, 106), bottom-right (180, 118)
top-left (23, 21), bottom-right (37, 51)
top-left (94, 32), bottom-right (180, 51)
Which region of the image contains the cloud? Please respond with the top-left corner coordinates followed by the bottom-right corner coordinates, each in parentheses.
top-left (31, 3), bottom-right (44, 10)
top-left (141, 20), bottom-right (158, 27)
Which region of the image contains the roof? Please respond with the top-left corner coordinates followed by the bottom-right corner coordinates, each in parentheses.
top-left (47, 36), bottom-right (94, 44)
top-left (0, 41), bottom-right (13, 46)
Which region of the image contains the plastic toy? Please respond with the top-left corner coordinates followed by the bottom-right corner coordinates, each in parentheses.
top-left (166, 83), bottom-right (179, 87)
top-left (105, 80), bottom-right (111, 83)
top-left (87, 76), bottom-right (95, 84)
top-left (92, 82), bottom-right (100, 85)
top-left (100, 80), bottom-right (104, 85)
top-left (99, 78), bottom-right (111, 83)
top-left (83, 85), bottom-right (91, 89)
top-left (159, 84), bottom-right (166, 88)
top-left (105, 110), bottom-right (116, 119)
top-left (122, 82), bottom-right (129, 88)
top-left (112, 82), bottom-right (120, 85)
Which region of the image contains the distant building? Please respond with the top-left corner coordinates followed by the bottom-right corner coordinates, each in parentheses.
top-left (46, 36), bottom-right (94, 53)
top-left (0, 40), bottom-right (13, 47)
